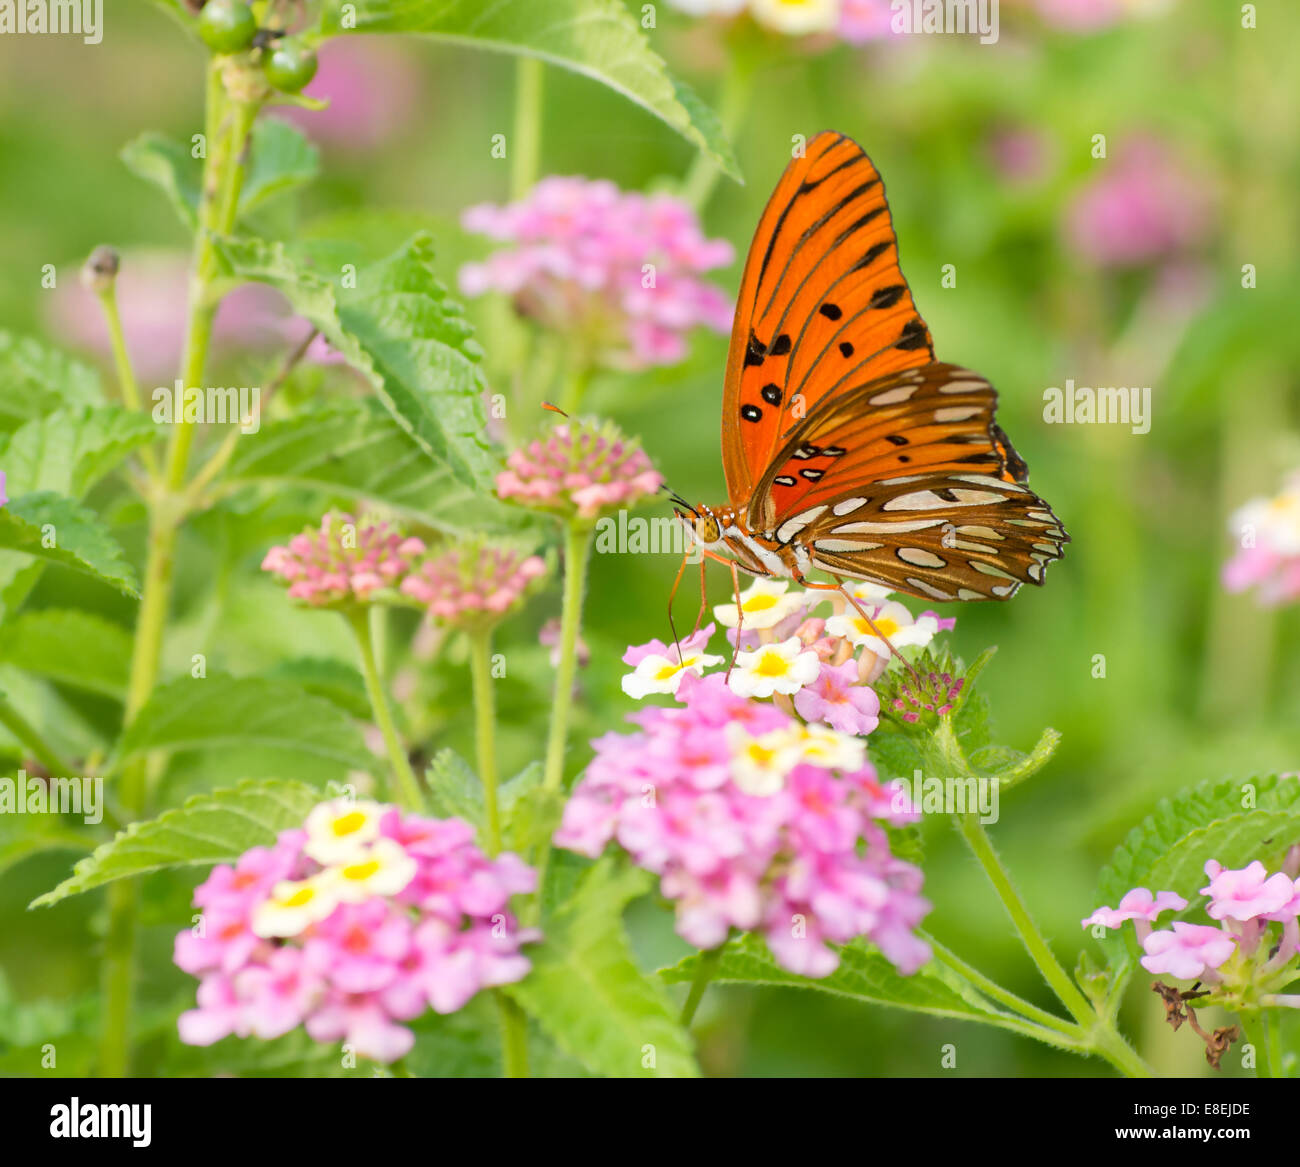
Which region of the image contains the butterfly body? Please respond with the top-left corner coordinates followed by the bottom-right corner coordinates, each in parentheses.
top-left (690, 131), bottom-right (1068, 604)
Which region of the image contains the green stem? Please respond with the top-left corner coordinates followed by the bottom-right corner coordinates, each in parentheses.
top-left (955, 812), bottom-right (1096, 1026)
top-left (95, 285), bottom-right (158, 479)
top-left (467, 626), bottom-right (502, 856)
top-left (0, 696), bottom-right (74, 777)
top-left (348, 609), bottom-right (423, 813)
top-left (557, 363), bottom-right (591, 417)
top-left (495, 991), bottom-right (530, 1078)
top-left (681, 944), bottom-right (725, 1027)
top-left (510, 56), bottom-right (544, 200)
top-left (925, 934), bottom-right (1079, 1039)
top-left (541, 520), bottom-right (594, 794)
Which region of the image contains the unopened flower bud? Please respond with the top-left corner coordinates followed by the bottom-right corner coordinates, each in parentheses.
top-left (81, 245), bottom-right (120, 295)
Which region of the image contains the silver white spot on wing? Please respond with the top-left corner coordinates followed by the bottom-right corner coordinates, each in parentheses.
top-left (906, 578), bottom-right (955, 600)
top-left (897, 547), bottom-right (946, 568)
top-left (869, 386), bottom-right (917, 406)
top-left (776, 505), bottom-right (828, 544)
top-left (832, 497), bottom-right (869, 516)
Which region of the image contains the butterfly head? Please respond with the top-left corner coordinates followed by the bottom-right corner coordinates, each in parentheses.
top-left (668, 497), bottom-right (724, 549)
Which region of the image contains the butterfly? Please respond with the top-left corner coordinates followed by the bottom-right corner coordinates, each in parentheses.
top-left (676, 131), bottom-right (1068, 608)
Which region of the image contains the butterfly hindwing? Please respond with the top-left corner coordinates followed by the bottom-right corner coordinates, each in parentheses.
top-left (722, 131), bottom-right (935, 507)
top-left (746, 363), bottom-right (1068, 601)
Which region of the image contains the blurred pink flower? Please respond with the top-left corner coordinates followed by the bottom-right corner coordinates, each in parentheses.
top-left (497, 419), bottom-right (664, 519)
top-left (1064, 136), bottom-right (1212, 268)
top-left (400, 544), bottom-right (546, 623)
top-left (1034, 0), bottom-right (1130, 32)
top-left (986, 126), bottom-right (1051, 185)
top-left (460, 177), bottom-right (733, 370)
top-left (1222, 472), bottom-right (1300, 606)
top-left (176, 801), bottom-right (537, 1063)
top-left (47, 250), bottom-right (312, 380)
top-left (278, 39), bottom-right (422, 151)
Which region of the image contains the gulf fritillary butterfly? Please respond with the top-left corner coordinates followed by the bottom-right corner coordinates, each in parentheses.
top-left (676, 131), bottom-right (1069, 605)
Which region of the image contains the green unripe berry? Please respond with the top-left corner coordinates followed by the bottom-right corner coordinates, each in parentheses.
top-left (263, 39), bottom-right (318, 93)
top-left (198, 0), bottom-right (257, 54)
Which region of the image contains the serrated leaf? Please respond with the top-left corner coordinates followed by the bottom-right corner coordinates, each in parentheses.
top-left (0, 492), bottom-right (139, 597)
top-left (121, 119), bottom-right (319, 231)
top-left (30, 778), bottom-right (323, 906)
top-left (0, 406), bottom-right (159, 500)
top-left (1098, 773), bottom-right (1300, 907)
top-left (424, 748), bottom-right (485, 828)
top-left (221, 401), bottom-right (534, 537)
top-left (660, 932), bottom-right (1009, 1025)
top-left (504, 858), bottom-right (700, 1078)
top-left (505, 786), bottom-right (567, 856)
top-left (265, 656), bottom-right (370, 719)
top-left (0, 609), bottom-right (132, 697)
top-left (0, 331), bottom-right (102, 433)
top-left (321, 0), bottom-right (740, 181)
top-left (113, 673), bottom-right (375, 774)
top-left (217, 234), bottom-right (496, 489)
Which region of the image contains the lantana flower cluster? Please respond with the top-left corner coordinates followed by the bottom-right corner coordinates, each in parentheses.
top-left (261, 513), bottom-right (426, 607)
top-left (175, 800), bottom-right (538, 1063)
top-left (554, 672), bottom-right (931, 976)
top-left (1084, 852), bottom-right (1300, 998)
top-left (619, 576), bottom-right (952, 735)
top-left (262, 513), bottom-right (545, 626)
top-left (459, 177), bottom-right (733, 369)
top-left (1221, 471), bottom-right (1300, 606)
top-left (497, 420), bottom-right (664, 520)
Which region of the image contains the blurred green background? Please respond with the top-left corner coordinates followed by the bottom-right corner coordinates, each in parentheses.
top-left (1, 0), bottom-right (1298, 1076)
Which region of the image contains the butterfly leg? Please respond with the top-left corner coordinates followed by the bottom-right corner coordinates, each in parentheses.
top-left (666, 547), bottom-right (693, 664)
top-left (792, 571), bottom-right (923, 683)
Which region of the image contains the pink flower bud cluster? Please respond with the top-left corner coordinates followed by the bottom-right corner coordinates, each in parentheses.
top-left (400, 545), bottom-right (547, 622)
top-left (497, 421), bottom-right (664, 519)
top-left (458, 176), bottom-right (733, 369)
top-left (175, 801), bottom-right (538, 1064)
top-left (554, 673), bottom-right (931, 977)
top-left (261, 513), bottom-right (425, 607)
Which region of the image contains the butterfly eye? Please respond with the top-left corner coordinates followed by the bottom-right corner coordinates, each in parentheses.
top-left (695, 514), bottom-right (720, 544)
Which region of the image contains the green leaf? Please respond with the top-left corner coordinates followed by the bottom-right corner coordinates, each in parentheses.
top-left (31, 779), bottom-right (324, 907)
top-left (217, 234), bottom-right (496, 489)
top-left (120, 131), bottom-right (201, 230)
top-left (0, 609), bottom-right (132, 698)
top-left (424, 748), bottom-right (485, 829)
top-left (0, 493), bottom-right (139, 597)
top-left (0, 406), bottom-right (159, 499)
top-left (504, 858), bottom-right (700, 1078)
top-left (121, 119), bottom-right (319, 231)
top-left (660, 933), bottom-right (1013, 1026)
top-left (1098, 773), bottom-right (1300, 907)
top-left (503, 768), bottom-right (565, 856)
top-left (0, 331), bottom-right (102, 433)
top-left (0, 815), bottom-right (93, 880)
top-left (239, 118), bottom-right (321, 216)
top-left (321, 0), bottom-right (740, 181)
top-left (113, 673), bottom-right (375, 775)
top-left (221, 401), bottom-right (534, 537)
top-left (264, 657), bottom-right (371, 719)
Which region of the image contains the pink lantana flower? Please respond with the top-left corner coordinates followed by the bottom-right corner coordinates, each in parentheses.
top-left (621, 624), bottom-right (724, 699)
top-left (400, 544), bottom-right (546, 624)
top-left (554, 672), bottom-right (930, 977)
top-left (1200, 860), bottom-right (1297, 922)
top-left (1221, 472), bottom-right (1300, 607)
top-left (262, 513), bottom-right (425, 608)
top-left (175, 802), bottom-right (538, 1063)
top-left (497, 420), bottom-right (663, 520)
top-left (793, 658), bottom-right (880, 735)
top-left (460, 177), bottom-right (732, 370)
top-left (1081, 887), bottom-right (1187, 932)
top-left (1140, 923), bottom-right (1236, 980)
